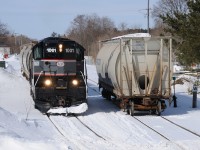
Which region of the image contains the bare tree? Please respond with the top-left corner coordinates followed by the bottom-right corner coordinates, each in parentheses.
top-left (66, 14), bottom-right (115, 58)
top-left (0, 21), bottom-right (10, 45)
top-left (152, 0), bottom-right (188, 35)
top-left (0, 21), bottom-right (9, 36)
top-left (118, 22), bottom-right (128, 32)
top-left (152, 0), bottom-right (188, 20)
top-left (66, 14), bottom-right (157, 60)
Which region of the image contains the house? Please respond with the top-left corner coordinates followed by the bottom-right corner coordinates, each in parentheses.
top-left (0, 45), bottom-right (10, 59)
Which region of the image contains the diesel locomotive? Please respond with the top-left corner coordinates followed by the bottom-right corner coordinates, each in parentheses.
top-left (20, 37), bottom-right (88, 114)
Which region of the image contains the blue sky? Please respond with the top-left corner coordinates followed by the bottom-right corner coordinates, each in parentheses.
top-left (0, 0), bottom-right (159, 40)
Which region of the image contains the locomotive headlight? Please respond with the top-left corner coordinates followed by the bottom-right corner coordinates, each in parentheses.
top-left (44, 79), bottom-right (52, 86)
top-left (72, 79), bottom-right (78, 86)
top-left (59, 44), bottom-right (63, 52)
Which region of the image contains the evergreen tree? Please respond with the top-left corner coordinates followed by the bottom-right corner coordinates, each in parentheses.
top-left (158, 0), bottom-right (200, 66)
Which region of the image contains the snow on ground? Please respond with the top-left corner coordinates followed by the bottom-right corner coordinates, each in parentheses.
top-left (0, 55), bottom-right (200, 149)
top-left (0, 55), bottom-right (72, 150)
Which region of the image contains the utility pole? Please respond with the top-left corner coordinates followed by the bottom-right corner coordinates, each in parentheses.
top-left (147, 0), bottom-right (150, 33)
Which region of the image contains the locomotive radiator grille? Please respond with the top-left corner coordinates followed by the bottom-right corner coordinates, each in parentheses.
top-left (56, 79), bottom-right (67, 89)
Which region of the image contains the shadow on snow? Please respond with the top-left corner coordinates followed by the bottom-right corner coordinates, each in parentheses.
top-left (85, 82), bottom-right (200, 117)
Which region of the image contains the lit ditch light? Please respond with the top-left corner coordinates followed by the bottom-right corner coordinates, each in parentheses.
top-left (72, 79), bottom-right (78, 86)
top-left (44, 79), bottom-right (52, 86)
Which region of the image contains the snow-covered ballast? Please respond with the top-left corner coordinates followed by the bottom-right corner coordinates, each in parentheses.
top-left (96, 33), bottom-right (173, 115)
top-left (20, 37), bottom-right (88, 114)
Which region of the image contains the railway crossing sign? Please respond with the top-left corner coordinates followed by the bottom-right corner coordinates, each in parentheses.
top-left (193, 85), bottom-right (198, 93)
top-left (172, 76), bottom-right (176, 80)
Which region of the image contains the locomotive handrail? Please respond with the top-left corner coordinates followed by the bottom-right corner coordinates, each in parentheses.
top-left (34, 71), bottom-right (44, 86)
top-left (80, 71), bottom-right (87, 85)
top-left (80, 70), bottom-right (88, 99)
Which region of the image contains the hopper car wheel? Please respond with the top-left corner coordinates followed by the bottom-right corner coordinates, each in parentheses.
top-left (101, 89), bottom-right (107, 98)
top-left (128, 101), bottom-right (134, 116)
top-left (102, 89), bottom-right (111, 100)
top-left (156, 101), bottom-right (162, 116)
top-left (149, 110), bottom-right (156, 115)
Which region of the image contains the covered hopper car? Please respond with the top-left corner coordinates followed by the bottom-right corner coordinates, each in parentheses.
top-left (20, 37), bottom-right (88, 114)
top-left (96, 33), bottom-right (172, 115)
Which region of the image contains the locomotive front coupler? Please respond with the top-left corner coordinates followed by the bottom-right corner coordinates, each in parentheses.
top-left (56, 96), bottom-right (66, 107)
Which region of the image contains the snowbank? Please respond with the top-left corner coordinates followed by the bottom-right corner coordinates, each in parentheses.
top-left (47, 103), bottom-right (88, 114)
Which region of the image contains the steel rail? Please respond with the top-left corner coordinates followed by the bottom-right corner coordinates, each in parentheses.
top-left (133, 116), bottom-right (170, 141)
top-left (161, 116), bottom-right (200, 138)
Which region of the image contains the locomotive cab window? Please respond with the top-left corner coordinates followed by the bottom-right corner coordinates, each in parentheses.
top-left (33, 45), bottom-right (43, 60)
top-left (76, 47), bottom-right (84, 61)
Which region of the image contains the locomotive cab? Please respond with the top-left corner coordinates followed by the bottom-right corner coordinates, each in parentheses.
top-left (29, 37), bottom-right (87, 113)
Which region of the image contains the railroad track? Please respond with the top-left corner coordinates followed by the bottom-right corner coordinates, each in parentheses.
top-left (161, 116), bottom-right (200, 138)
top-left (132, 116), bottom-right (185, 149)
top-left (46, 87), bottom-right (199, 149)
top-left (46, 81), bottom-right (106, 143)
top-left (47, 114), bottom-right (66, 137)
top-left (133, 115), bottom-right (200, 150)
top-left (87, 82), bottom-right (180, 147)
top-left (87, 78), bottom-right (101, 95)
top-left (72, 114), bottom-right (106, 141)
top-left (132, 116), bottom-right (170, 141)
top-left (133, 116), bottom-right (200, 141)
top-left (87, 78), bottom-right (98, 85)
top-left (88, 85), bottom-right (100, 94)
top-left (88, 78), bottom-right (200, 141)
top-left (47, 79), bottom-right (199, 149)
top-left (47, 114), bottom-right (106, 141)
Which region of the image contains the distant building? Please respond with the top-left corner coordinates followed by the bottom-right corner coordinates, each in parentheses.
top-left (191, 64), bottom-right (200, 70)
top-left (0, 45), bottom-right (10, 55)
top-left (85, 56), bottom-right (94, 65)
top-left (0, 45), bottom-right (10, 59)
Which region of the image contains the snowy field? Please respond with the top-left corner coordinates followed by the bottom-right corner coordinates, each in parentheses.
top-left (0, 55), bottom-right (200, 149)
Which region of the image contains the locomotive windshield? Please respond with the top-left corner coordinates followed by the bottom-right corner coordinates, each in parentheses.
top-left (33, 38), bottom-right (84, 61)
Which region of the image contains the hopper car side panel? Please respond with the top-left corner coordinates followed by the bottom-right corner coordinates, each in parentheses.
top-left (96, 35), bottom-right (172, 115)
